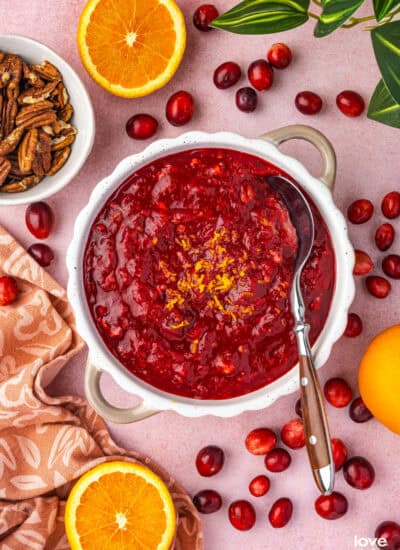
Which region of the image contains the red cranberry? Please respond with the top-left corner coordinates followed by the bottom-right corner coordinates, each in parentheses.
top-left (25, 202), bottom-right (54, 239)
top-left (125, 114), bottom-right (158, 140)
top-left (382, 191), bottom-right (400, 219)
top-left (331, 438), bottom-right (348, 471)
top-left (0, 276), bottom-right (18, 306)
top-left (28, 243), bottom-right (54, 267)
top-left (315, 492), bottom-right (348, 520)
top-left (245, 428), bottom-right (277, 455)
top-left (267, 43), bottom-right (292, 69)
top-left (347, 199), bottom-right (374, 224)
top-left (228, 500), bottom-right (256, 531)
top-left (193, 489), bottom-right (222, 514)
top-left (343, 456), bottom-right (375, 490)
top-left (236, 87), bottom-right (258, 112)
top-left (344, 313), bottom-right (363, 337)
top-left (324, 378), bottom-right (352, 408)
top-left (295, 91), bottom-right (323, 115)
top-left (268, 498), bottom-right (293, 528)
top-left (349, 396), bottom-right (373, 423)
top-left (366, 275), bottom-right (391, 298)
top-left (196, 445), bottom-right (224, 476)
top-left (264, 448), bottom-right (291, 473)
top-left (213, 62), bottom-right (241, 89)
top-left (281, 418), bottom-right (305, 449)
top-left (383, 254), bottom-right (400, 279)
top-left (376, 223), bottom-right (395, 251)
top-left (375, 521), bottom-right (400, 550)
top-left (166, 91), bottom-right (195, 126)
top-left (295, 398), bottom-right (302, 418)
top-left (193, 4), bottom-right (219, 31)
top-left (249, 475), bottom-right (270, 497)
top-left (247, 60), bottom-right (274, 91)
top-left (353, 249), bottom-right (373, 276)
top-left (336, 90), bottom-right (365, 117)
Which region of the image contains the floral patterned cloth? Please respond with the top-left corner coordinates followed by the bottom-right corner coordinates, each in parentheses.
top-left (0, 225), bottom-right (203, 550)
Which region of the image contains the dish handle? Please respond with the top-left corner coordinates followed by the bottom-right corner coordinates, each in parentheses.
top-left (85, 358), bottom-right (159, 423)
top-left (259, 125), bottom-right (336, 190)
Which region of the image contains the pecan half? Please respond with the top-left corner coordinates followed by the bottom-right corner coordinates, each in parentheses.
top-left (17, 110), bottom-right (57, 130)
top-left (47, 146), bottom-right (70, 176)
top-left (0, 157), bottom-right (11, 186)
top-left (59, 103), bottom-right (74, 122)
top-left (18, 128), bottom-right (38, 174)
top-left (51, 82), bottom-right (69, 109)
top-left (51, 132), bottom-right (75, 151)
top-left (16, 100), bottom-right (54, 125)
top-left (29, 61), bottom-right (61, 82)
top-left (22, 62), bottom-right (44, 88)
top-left (0, 127), bottom-right (23, 156)
top-left (1, 174), bottom-right (42, 193)
top-left (32, 131), bottom-right (52, 176)
top-left (1, 96), bottom-right (18, 137)
top-left (18, 80), bottom-right (59, 105)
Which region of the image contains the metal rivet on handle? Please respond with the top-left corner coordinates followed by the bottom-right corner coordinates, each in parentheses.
top-left (309, 435), bottom-right (317, 445)
top-left (301, 377), bottom-right (308, 386)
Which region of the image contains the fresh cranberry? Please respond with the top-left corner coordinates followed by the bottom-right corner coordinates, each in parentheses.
top-left (353, 250), bottom-right (373, 276)
top-left (281, 418), bottom-right (305, 449)
top-left (347, 199), bottom-right (374, 224)
top-left (166, 91), bottom-right (195, 126)
top-left (268, 498), bottom-right (293, 528)
top-left (315, 492), bottom-right (348, 520)
top-left (213, 62), bottom-right (241, 89)
top-left (196, 445), bottom-right (224, 476)
top-left (249, 475), bottom-right (270, 497)
top-left (245, 428), bottom-right (277, 455)
top-left (295, 398), bottom-right (302, 418)
top-left (264, 448), bottom-right (291, 472)
top-left (324, 378), bottom-right (352, 408)
top-left (331, 438), bottom-right (348, 471)
top-left (193, 4), bottom-right (219, 31)
top-left (235, 87), bottom-right (258, 112)
top-left (349, 396), bottom-right (373, 423)
top-left (366, 275), bottom-right (391, 298)
top-left (25, 202), bottom-right (54, 239)
top-left (295, 91), bottom-right (323, 115)
top-left (383, 254), bottom-right (400, 279)
top-left (344, 313), bottom-right (363, 337)
top-left (28, 243), bottom-right (54, 267)
top-left (267, 43), bottom-right (292, 69)
top-left (375, 521), bottom-right (400, 549)
top-left (193, 489), bottom-right (222, 514)
top-left (382, 191), bottom-right (400, 219)
top-left (0, 276), bottom-right (18, 306)
top-left (125, 114), bottom-right (158, 140)
top-left (228, 500), bottom-right (256, 531)
top-left (247, 60), bottom-right (274, 91)
top-left (376, 223), bottom-right (395, 251)
top-left (336, 90), bottom-right (365, 117)
top-left (343, 456), bottom-right (375, 490)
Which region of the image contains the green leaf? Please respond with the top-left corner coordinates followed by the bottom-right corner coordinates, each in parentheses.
top-left (210, 0), bottom-right (310, 35)
top-left (314, 0), bottom-right (365, 37)
top-left (368, 79), bottom-right (400, 128)
top-left (371, 21), bottom-right (400, 104)
top-left (373, 0), bottom-right (400, 21)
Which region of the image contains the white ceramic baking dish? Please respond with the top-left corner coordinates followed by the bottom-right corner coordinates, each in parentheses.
top-left (66, 125), bottom-right (355, 422)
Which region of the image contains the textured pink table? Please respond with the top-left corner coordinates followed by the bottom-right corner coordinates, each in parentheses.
top-left (1, 1), bottom-right (400, 548)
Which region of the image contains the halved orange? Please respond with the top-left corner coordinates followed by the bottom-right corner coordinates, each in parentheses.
top-left (65, 461), bottom-right (176, 550)
top-left (77, 0), bottom-right (186, 98)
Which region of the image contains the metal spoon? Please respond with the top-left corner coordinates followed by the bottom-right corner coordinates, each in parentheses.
top-left (267, 175), bottom-right (335, 495)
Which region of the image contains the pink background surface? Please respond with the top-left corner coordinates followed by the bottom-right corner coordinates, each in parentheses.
top-left (1, 1), bottom-right (400, 548)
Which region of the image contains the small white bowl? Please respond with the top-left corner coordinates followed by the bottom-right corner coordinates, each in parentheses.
top-left (0, 35), bottom-right (95, 205)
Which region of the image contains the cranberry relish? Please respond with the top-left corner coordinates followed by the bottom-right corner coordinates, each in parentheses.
top-left (84, 149), bottom-right (335, 399)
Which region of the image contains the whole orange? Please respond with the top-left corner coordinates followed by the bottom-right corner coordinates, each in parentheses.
top-left (359, 325), bottom-right (400, 434)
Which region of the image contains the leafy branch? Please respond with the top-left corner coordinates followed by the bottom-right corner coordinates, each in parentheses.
top-left (211, 0), bottom-right (400, 128)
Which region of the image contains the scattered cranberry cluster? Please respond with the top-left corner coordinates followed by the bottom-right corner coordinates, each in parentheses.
top-left (192, 378), bottom-right (378, 531)
top-left (0, 201), bottom-right (55, 307)
top-left (348, 191), bottom-right (400, 301)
